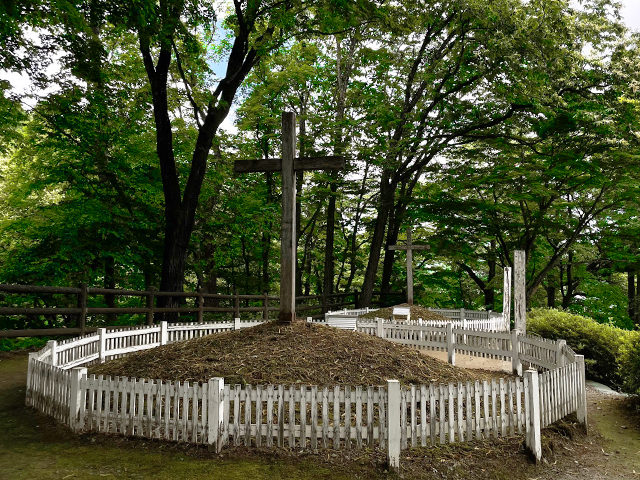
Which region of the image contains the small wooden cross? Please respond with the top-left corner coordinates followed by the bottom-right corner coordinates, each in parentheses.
top-left (388, 227), bottom-right (430, 305)
top-left (234, 112), bottom-right (344, 323)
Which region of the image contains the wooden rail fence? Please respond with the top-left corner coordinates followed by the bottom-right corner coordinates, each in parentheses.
top-left (0, 283), bottom-right (404, 338)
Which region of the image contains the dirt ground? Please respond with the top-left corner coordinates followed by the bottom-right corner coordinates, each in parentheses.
top-left (2, 350), bottom-right (639, 479)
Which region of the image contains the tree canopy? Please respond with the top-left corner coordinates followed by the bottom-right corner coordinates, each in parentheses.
top-left (1, 0), bottom-right (640, 329)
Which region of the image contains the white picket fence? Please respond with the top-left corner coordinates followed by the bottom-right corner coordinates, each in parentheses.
top-left (25, 319), bottom-right (586, 467)
top-left (323, 307), bottom-right (509, 332)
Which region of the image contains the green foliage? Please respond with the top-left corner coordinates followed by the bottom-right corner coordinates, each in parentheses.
top-left (528, 308), bottom-right (634, 390)
top-left (619, 331), bottom-right (640, 397)
top-left (0, 337), bottom-right (47, 352)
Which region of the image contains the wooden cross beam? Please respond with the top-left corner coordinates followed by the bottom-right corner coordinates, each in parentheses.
top-left (388, 227), bottom-right (430, 305)
top-left (234, 112), bottom-right (345, 324)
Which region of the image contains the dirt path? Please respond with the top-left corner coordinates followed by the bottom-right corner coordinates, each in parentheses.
top-left (536, 387), bottom-right (640, 480)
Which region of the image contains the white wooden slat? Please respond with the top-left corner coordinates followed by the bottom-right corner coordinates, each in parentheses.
top-left (245, 385), bottom-right (252, 446)
top-left (266, 385), bottom-right (274, 447)
top-left (344, 386), bottom-right (351, 448)
top-left (457, 383), bottom-right (464, 442)
top-left (448, 384), bottom-right (455, 444)
top-left (439, 384), bottom-right (445, 444)
top-left (278, 385), bottom-right (285, 447)
top-left (290, 385), bottom-right (296, 448)
top-left (420, 385), bottom-right (427, 446)
top-left (410, 385), bottom-right (417, 448)
top-left (255, 385), bottom-right (262, 447)
top-left (311, 385), bottom-right (319, 450)
top-left (400, 387), bottom-right (407, 450)
top-left (500, 378), bottom-right (506, 437)
top-left (379, 386), bottom-right (386, 450)
top-left (164, 380), bottom-right (171, 440)
top-left (234, 385), bottom-right (241, 446)
top-left (367, 386), bottom-right (374, 447)
top-left (300, 385), bottom-right (307, 449)
top-left (474, 380), bottom-right (481, 440)
top-left (355, 386), bottom-right (362, 450)
top-left (465, 381), bottom-right (473, 442)
top-left (323, 387), bottom-right (330, 448)
top-left (333, 386), bottom-right (340, 449)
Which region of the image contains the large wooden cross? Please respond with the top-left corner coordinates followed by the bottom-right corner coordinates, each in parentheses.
top-left (234, 112), bottom-right (344, 323)
top-left (388, 227), bottom-right (430, 305)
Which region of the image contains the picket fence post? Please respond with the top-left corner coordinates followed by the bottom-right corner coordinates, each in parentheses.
top-left (446, 323), bottom-right (455, 365)
top-left (26, 352), bottom-right (37, 406)
top-left (69, 367), bottom-right (87, 433)
top-left (377, 317), bottom-right (384, 338)
top-left (556, 339), bottom-right (567, 368)
top-left (511, 330), bottom-right (522, 376)
top-left (524, 369), bottom-right (542, 463)
top-left (208, 377), bottom-right (225, 452)
top-left (98, 328), bottom-right (106, 364)
top-left (160, 321), bottom-right (168, 345)
top-left (576, 355), bottom-right (588, 433)
top-left (234, 317), bottom-right (241, 330)
top-left (386, 380), bottom-right (401, 472)
top-left (47, 340), bottom-right (57, 366)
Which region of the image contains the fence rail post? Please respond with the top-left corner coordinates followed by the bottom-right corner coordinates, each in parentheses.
top-left (386, 379), bottom-right (401, 472)
top-left (208, 377), bottom-right (225, 452)
top-left (197, 288), bottom-right (204, 324)
top-left (47, 340), bottom-right (57, 366)
top-left (576, 355), bottom-right (588, 433)
top-left (511, 330), bottom-right (522, 376)
top-left (447, 323), bottom-right (455, 365)
top-left (98, 328), bottom-right (106, 363)
top-left (234, 289), bottom-right (240, 319)
top-left (160, 321), bottom-right (168, 345)
top-left (77, 282), bottom-right (87, 336)
top-left (146, 287), bottom-right (156, 325)
top-left (69, 367), bottom-right (87, 433)
top-left (524, 369), bottom-right (542, 463)
top-left (263, 292), bottom-right (269, 320)
top-left (354, 290), bottom-right (359, 308)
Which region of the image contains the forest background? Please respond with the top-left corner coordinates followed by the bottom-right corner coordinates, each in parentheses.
top-left (2, 0), bottom-right (640, 331)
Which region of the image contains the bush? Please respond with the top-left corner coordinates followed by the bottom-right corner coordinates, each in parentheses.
top-left (527, 308), bottom-right (634, 389)
top-left (0, 337), bottom-right (48, 352)
top-left (619, 331), bottom-right (640, 397)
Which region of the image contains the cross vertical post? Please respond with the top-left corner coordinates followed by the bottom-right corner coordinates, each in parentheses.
top-left (233, 111), bottom-right (345, 324)
top-left (388, 227), bottom-right (430, 305)
top-left (279, 112), bottom-right (297, 324)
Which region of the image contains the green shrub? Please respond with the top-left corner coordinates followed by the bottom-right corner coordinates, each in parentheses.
top-left (619, 331), bottom-right (640, 396)
top-left (0, 337), bottom-right (48, 352)
top-left (527, 308), bottom-right (633, 389)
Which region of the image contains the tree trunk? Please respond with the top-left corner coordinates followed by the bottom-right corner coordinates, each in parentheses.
top-left (360, 175), bottom-right (394, 307)
top-left (323, 177), bottom-right (338, 297)
top-left (104, 256), bottom-right (116, 324)
top-left (380, 209), bottom-right (402, 295)
top-left (546, 285), bottom-right (556, 308)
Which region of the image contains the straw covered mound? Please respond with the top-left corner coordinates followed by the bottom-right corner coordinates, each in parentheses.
top-left (358, 303), bottom-right (450, 321)
top-left (90, 321), bottom-right (497, 386)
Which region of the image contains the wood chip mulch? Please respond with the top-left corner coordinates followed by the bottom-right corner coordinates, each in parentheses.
top-left (358, 303), bottom-right (451, 321)
top-left (89, 320), bottom-right (500, 386)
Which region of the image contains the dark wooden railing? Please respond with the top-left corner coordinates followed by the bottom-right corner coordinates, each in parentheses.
top-left (0, 284), bottom-right (404, 338)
